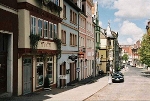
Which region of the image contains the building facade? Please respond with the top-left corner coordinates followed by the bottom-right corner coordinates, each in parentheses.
top-left (99, 28), bottom-right (108, 73)
top-left (17, 0), bottom-right (63, 95)
top-left (0, 0), bottom-right (18, 96)
top-left (83, 0), bottom-right (94, 79)
top-left (57, 0), bottom-right (81, 88)
top-left (92, 1), bottom-right (101, 76)
top-left (78, 0), bottom-right (87, 80)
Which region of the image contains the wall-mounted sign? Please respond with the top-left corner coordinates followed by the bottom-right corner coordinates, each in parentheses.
top-left (58, 75), bottom-right (67, 79)
top-left (68, 54), bottom-right (77, 61)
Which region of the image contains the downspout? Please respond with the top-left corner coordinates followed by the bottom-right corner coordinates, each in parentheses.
top-left (78, 12), bottom-right (80, 81)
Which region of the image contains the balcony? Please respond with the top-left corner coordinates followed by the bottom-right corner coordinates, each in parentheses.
top-left (39, 0), bottom-right (62, 13)
top-left (47, 1), bottom-right (62, 13)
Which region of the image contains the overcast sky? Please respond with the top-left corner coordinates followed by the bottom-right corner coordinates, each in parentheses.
top-left (94, 0), bottom-right (150, 45)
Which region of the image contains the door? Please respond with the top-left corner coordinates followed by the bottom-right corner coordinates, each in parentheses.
top-left (0, 53), bottom-right (7, 94)
top-left (60, 62), bottom-right (66, 87)
top-left (0, 34), bottom-right (8, 94)
top-left (23, 57), bottom-right (32, 95)
top-left (70, 63), bottom-right (76, 82)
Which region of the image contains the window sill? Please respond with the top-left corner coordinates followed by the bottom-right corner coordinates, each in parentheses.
top-left (40, 38), bottom-right (54, 42)
top-left (63, 17), bottom-right (67, 20)
top-left (62, 44), bottom-right (67, 46)
top-left (70, 45), bottom-right (77, 47)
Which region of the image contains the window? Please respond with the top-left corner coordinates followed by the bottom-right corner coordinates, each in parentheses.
top-left (70, 33), bottom-right (77, 46)
top-left (47, 57), bottom-right (53, 83)
top-left (61, 30), bottom-right (66, 44)
top-left (36, 57), bottom-right (44, 87)
top-left (70, 33), bottom-right (73, 45)
top-left (44, 20), bottom-right (48, 38)
top-left (63, 5), bottom-right (66, 18)
top-left (96, 33), bottom-right (99, 42)
top-left (70, 10), bottom-right (72, 22)
top-left (30, 15), bottom-right (57, 40)
top-left (38, 19), bottom-right (43, 37)
top-left (55, 0), bottom-right (59, 5)
top-left (31, 16), bottom-right (36, 34)
top-left (74, 34), bottom-right (77, 45)
top-left (74, 13), bottom-right (77, 24)
top-left (54, 24), bottom-right (57, 38)
top-left (49, 22), bottom-right (53, 39)
top-left (70, 9), bottom-right (77, 24)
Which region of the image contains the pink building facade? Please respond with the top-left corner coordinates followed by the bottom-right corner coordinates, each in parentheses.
top-left (79, 0), bottom-right (94, 80)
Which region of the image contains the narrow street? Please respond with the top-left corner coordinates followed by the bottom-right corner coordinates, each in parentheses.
top-left (85, 65), bottom-right (150, 101)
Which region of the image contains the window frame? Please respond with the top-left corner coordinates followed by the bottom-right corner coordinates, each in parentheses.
top-left (63, 4), bottom-right (66, 18)
top-left (38, 18), bottom-right (43, 38)
top-left (47, 56), bottom-right (54, 83)
top-left (36, 56), bottom-right (44, 88)
top-left (31, 16), bottom-right (36, 35)
top-left (44, 20), bottom-right (48, 39)
top-left (61, 30), bottom-right (66, 45)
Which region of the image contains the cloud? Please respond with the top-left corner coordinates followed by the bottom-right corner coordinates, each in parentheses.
top-left (119, 20), bottom-right (144, 44)
top-left (118, 37), bottom-right (133, 45)
top-left (95, 0), bottom-right (150, 19)
top-left (126, 38), bottom-right (133, 44)
top-left (114, 18), bottom-right (121, 22)
top-left (114, 0), bottom-right (150, 19)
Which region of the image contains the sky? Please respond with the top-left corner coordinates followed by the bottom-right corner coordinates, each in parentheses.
top-left (93, 0), bottom-right (150, 45)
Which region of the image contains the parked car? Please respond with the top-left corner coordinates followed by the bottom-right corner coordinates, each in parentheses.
top-left (98, 70), bottom-right (104, 75)
top-left (114, 71), bottom-right (124, 76)
top-left (120, 65), bottom-right (125, 69)
top-left (112, 73), bottom-right (124, 83)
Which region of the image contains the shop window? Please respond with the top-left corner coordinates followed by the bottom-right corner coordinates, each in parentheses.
top-left (47, 57), bottom-right (53, 83)
top-left (36, 57), bottom-right (44, 87)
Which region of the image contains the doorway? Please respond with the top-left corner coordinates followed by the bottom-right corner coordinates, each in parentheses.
top-left (0, 34), bottom-right (8, 94)
top-left (23, 57), bottom-right (32, 95)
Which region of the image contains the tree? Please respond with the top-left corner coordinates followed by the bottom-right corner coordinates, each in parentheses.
top-left (122, 54), bottom-right (129, 62)
top-left (138, 34), bottom-right (150, 67)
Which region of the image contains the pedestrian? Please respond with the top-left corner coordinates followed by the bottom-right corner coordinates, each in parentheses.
top-left (108, 73), bottom-right (112, 84)
top-left (109, 65), bottom-right (113, 76)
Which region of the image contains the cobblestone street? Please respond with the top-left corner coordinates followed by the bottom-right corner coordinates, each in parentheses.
top-left (85, 65), bottom-right (150, 101)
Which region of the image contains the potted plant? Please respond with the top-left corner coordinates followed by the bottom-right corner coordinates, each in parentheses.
top-left (44, 75), bottom-right (51, 91)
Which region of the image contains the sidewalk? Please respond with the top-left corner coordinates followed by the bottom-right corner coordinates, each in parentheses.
top-left (1, 75), bottom-right (108, 101)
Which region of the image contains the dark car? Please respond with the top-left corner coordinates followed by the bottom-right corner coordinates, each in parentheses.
top-left (114, 71), bottom-right (124, 76)
top-left (112, 73), bottom-right (124, 83)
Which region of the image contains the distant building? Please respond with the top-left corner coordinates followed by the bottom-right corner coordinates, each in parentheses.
top-left (120, 45), bottom-right (133, 63)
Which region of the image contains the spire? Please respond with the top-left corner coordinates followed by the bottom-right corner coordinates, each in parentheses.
top-left (106, 21), bottom-right (113, 38)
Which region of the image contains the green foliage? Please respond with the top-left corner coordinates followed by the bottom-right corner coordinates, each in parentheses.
top-left (122, 54), bottom-right (129, 62)
top-left (29, 34), bottom-right (40, 50)
top-left (44, 75), bottom-right (50, 88)
top-left (138, 34), bottom-right (150, 66)
top-left (54, 37), bottom-right (62, 59)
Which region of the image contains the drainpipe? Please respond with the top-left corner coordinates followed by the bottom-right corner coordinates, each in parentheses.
top-left (78, 12), bottom-right (80, 81)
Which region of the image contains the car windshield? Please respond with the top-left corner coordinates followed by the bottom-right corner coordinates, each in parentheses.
top-left (113, 74), bottom-right (121, 76)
